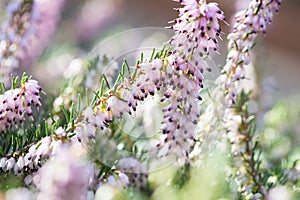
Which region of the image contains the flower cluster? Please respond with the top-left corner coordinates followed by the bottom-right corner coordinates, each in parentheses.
top-left (226, 92), bottom-right (268, 198)
top-left (216, 0), bottom-right (282, 198)
top-left (69, 0), bottom-right (226, 165)
top-left (0, 78), bottom-right (42, 132)
top-left (222, 0), bottom-right (282, 105)
top-left (156, 58), bottom-right (203, 161)
top-left (0, 126), bottom-right (72, 177)
top-left (170, 0), bottom-right (226, 57)
top-left (125, 59), bottom-right (162, 114)
top-left (0, 136), bottom-right (51, 175)
top-left (154, 0), bottom-right (225, 162)
top-left (192, 0), bottom-right (282, 197)
top-left (0, 85), bottom-right (133, 179)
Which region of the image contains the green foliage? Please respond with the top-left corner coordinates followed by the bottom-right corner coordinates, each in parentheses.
top-left (172, 164), bottom-right (191, 189)
top-left (116, 187), bottom-right (149, 200)
top-left (0, 174), bottom-right (22, 192)
top-left (259, 97), bottom-right (300, 191)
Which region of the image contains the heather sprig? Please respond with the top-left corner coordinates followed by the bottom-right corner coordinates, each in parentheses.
top-left (153, 0), bottom-right (226, 163)
top-left (0, 73), bottom-right (44, 155)
top-left (217, 0), bottom-right (282, 198)
top-left (0, 52), bottom-right (165, 192)
top-left (222, 0), bottom-right (282, 105)
top-left (0, 0), bottom-right (227, 193)
top-left (226, 91), bottom-right (266, 198)
top-left (0, 0), bottom-right (296, 199)
top-left (191, 0), bottom-right (283, 198)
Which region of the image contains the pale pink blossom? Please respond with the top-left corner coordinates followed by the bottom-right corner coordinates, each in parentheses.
top-left (0, 78), bottom-right (42, 132)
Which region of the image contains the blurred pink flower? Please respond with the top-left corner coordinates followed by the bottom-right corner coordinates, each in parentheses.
top-left (75, 0), bottom-right (122, 42)
top-left (0, 0), bottom-right (65, 85)
top-left (33, 144), bottom-right (92, 200)
top-left (20, 0), bottom-right (65, 67)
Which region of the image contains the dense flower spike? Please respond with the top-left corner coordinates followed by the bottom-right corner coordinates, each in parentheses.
top-left (221, 0), bottom-right (282, 105)
top-left (192, 0), bottom-right (282, 197)
top-left (153, 0), bottom-right (225, 162)
top-left (194, 0), bottom-right (282, 155)
top-left (156, 59), bottom-right (203, 161)
top-left (215, 0), bottom-right (282, 198)
top-left (170, 0), bottom-right (226, 56)
top-left (225, 91), bottom-right (269, 198)
top-left (0, 78), bottom-right (42, 132)
top-left (0, 127), bottom-right (91, 183)
top-left (0, 136), bottom-right (52, 174)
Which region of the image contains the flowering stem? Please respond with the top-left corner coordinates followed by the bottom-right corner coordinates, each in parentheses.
top-left (232, 91), bottom-right (266, 197)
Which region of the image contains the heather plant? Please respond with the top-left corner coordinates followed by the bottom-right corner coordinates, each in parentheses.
top-left (1, 0), bottom-right (299, 200)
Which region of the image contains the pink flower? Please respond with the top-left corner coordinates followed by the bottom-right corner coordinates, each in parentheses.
top-left (0, 78), bottom-right (42, 132)
top-left (151, 0), bottom-right (226, 162)
top-left (33, 144), bottom-right (92, 200)
top-left (221, 0), bottom-right (282, 104)
top-left (21, 0), bottom-right (65, 67)
top-left (169, 0), bottom-right (226, 57)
